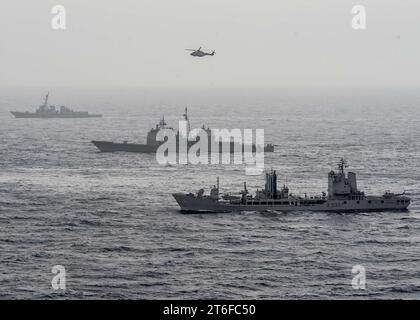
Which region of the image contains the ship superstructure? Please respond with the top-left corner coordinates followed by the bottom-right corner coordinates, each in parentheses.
top-left (172, 159), bottom-right (411, 213)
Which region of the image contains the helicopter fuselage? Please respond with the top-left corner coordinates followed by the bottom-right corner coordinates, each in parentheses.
top-left (190, 50), bottom-right (214, 57)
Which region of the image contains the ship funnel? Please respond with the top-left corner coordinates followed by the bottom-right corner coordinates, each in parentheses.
top-left (348, 172), bottom-right (357, 192)
top-left (265, 169), bottom-right (278, 199)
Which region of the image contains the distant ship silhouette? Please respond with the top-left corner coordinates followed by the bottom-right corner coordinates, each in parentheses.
top-left (11, 93), bottom-right (102, 118)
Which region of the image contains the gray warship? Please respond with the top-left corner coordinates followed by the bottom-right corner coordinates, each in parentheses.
top-left (92, 108), bottom-right (274, 153)
top-left (173, 159), bottom-right (411, 213)
top-left (10, 93), bottom-right (102, 118)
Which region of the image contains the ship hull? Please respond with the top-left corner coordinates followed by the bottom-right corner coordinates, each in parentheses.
top-left (92, 140), bottom-right (274, 153)
top-left (11, 111), bottom-right (102, 118)
top-left (172, 193), bottom-right (410, 213)
top-left (92, 141), bottom-right (158, 153)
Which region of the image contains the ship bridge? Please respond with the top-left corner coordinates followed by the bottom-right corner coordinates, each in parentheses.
top-left (328, 159), bottom-right (364, 200)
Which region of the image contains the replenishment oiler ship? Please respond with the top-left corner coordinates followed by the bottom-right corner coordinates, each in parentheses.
top-left (10, 93), bottom-right (102, 118)
top-left (92, 108), bottom-right (274, 153)
top-left (173, 159), bottom-right (411, 213)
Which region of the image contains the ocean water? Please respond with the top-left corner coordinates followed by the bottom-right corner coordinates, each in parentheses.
top-left (0, 86), bottom-right (419, 299)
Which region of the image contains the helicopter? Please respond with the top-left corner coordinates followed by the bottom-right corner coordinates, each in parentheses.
top-left (186, 47), bottom-right (215, 57)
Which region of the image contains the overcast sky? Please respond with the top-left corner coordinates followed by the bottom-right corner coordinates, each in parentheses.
top-left (0, 0), bottom-right (419, 87)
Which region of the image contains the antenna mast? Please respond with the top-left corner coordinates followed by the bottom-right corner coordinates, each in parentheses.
top-left (183, 107), bottom-right (191, 134)
top-left (43, 92), bottom-right (49, 107)
top-left (159, 115), bottom-right (167, 128)
top-left (338, 158), bottom-right (347, 174)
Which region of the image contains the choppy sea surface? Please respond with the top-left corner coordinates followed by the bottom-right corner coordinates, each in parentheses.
top-left (0, 86), bottom-right (419, 299)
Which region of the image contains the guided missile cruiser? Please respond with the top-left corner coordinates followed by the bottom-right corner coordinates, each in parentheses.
top-left (172, 159), bottom-right (411, 213)
top-left (92, 108), bottom-right (274, 153)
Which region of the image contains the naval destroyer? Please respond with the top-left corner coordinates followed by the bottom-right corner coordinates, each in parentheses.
top-left (92, 108), bottom-right (275, 153)
top-left (173, 159), bottom-right (411, 213)
top-left (10, 93), bottom-right (102, 118)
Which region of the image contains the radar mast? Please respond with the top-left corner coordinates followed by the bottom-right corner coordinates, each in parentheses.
top-left (183, 107), bottom-right (191, 135)
top-left (43, 92), bottom-right (50, 107)
top-left (337, 158), bottom-right (348, 174)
